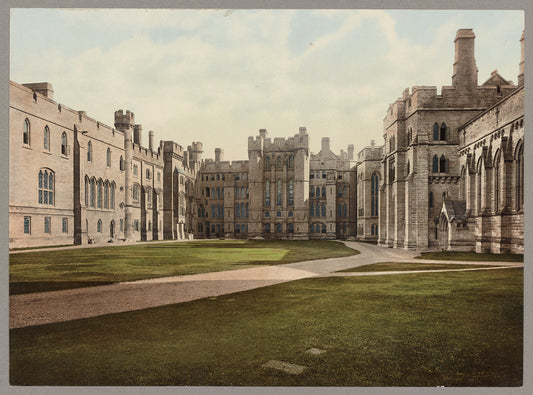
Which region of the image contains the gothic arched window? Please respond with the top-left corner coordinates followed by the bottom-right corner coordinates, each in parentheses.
top-left (440, 155), bottom-right (448, 173)
top-left (433, 123), bottom-right (439, 141)
top-left (265, 180), bottom-right (270, 206)
top-left (440, 123), bottom-right (448, 141)
top-left (432, 155), bottom-right (439, 173)
top-left (43, 126), bottom-right (50, 151)
top-left (516, 142), bottom-right (524, 210)
top-left (38, 169), bottom-right (54, 205)
top-left (288, 179), bottom-right (294, 206)
top-left (23, 118), bottom-right (30, 145)
top-left (371, 172), bottom-right (379, 216)
top-left (61, 132), bottom-right (68, 155)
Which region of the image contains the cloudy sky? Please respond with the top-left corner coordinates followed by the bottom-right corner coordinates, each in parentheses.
top-left (10, 8), bottom-right (523, 160)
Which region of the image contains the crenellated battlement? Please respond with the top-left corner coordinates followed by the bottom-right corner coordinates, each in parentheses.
top-left (357, 141), bottom-right (384, 162)
top-left (114, 109), bottom-right (135, 130)
top-left (132, 142), bottom-right (163, 162)
top-left (248, 127), bottom-right (309, 155)
top-left (201, 159), bottom-right (249, 174)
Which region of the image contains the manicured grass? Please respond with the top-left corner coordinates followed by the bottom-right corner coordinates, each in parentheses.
top-left (416, 251), bottom-right (523, 262)
top-left (9, 244), bottom-right (74, 251)
top-left (9, 240), bottom-right (358, 294)
top-left (337, 262), bottom-right (499, 273)
top-left (10, 268), bottom-right (522, 386)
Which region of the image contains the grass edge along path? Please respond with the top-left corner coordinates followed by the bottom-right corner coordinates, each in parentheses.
top-left (415, 251), bottom-right (523, 262)
top-left (336, 261), bottom-right (505, 273)
top-left (10, 240), bottom-right (358, 295)
top-left (10, 268), bottom-right (522, 386)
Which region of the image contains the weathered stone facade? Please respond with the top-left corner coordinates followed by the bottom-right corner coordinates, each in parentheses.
top-left (9, 81), bottom-right (198, 248)
top-left (441, 85), bottom-right (524, 254)
top-left (355, 140), bottom-right (383, 241)
top-left (193, 128), bottom-right (357, 240)
top-left (9, 28), bottom-right (524, 253)
top-left (375, 29), bottom-right (524, 252)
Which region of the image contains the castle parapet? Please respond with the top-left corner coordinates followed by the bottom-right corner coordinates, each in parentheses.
top-left (114, 109), bottom-right (135, 130)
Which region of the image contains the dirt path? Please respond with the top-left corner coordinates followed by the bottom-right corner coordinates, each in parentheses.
top-left (9, 241), bottom-right (522, 329)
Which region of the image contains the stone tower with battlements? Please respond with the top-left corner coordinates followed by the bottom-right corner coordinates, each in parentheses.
top-left (114, 110), bottom-right (135, 240)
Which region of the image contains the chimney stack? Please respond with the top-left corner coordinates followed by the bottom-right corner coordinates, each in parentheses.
top-left (134, 124), bottom-right (142, 147)
top-left (259, 129), bottom-right (267, 139)
top-left (348, 144), bottom-right (354, 160)
top-left (321, 137), bottom-right (330, 152)
top-left (452, 29), bottom-right (478, 90)
top-left (215, 148), bottom-right (223, 162)
top-left (148, 131), bottom-right (154, 151)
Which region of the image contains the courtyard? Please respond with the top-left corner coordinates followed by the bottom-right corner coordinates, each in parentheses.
top-left (9, 240), bottom-right (523, 386)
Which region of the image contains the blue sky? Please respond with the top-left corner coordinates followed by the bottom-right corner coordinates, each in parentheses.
top-left (10, 9), bottom-right (524, 160)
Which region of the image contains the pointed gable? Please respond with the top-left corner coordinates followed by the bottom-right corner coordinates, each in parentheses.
top-left (482, 70), bottom-right (513, 86)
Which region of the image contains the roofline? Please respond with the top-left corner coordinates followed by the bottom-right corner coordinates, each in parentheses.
top-left (458, 85), bottom-right (524, 131)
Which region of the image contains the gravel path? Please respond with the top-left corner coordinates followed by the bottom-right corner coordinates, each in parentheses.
top-left (9, 241), bottom-right (522, 329)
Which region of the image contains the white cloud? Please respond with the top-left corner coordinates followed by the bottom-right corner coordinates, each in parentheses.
top-left (10, 9), bottom-right (523, 160)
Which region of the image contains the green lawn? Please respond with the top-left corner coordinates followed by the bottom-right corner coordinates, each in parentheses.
top-left (416, 251), bottom-right (523, 262)
top-left (9, 240), bottom-right (358, 294)
top-left (337, 262), bottom-right (499, 273)
top-left (10, 268), bottom-right (522, 386)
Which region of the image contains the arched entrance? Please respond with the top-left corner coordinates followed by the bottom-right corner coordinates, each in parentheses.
top-left (110, 220), bottom-right (115, 239)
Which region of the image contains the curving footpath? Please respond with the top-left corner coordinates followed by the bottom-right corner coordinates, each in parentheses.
top-left (9, 241), bottom-right (522, 329)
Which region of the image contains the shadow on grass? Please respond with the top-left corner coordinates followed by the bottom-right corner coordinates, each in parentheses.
top-left (10, 281), bottom-right (116, 295)
top-left (415, 251), bottom-right (523, 262)
top-left (10, 269), bottom-right (523, 386)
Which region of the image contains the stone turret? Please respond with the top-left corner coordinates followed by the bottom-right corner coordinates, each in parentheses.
top-left (518, 30), bottom-right (525, 86)
top-left (114, 110), bottom-right (135, 240)
top-left (452, 29), bottom-right (478, 90)
top-left (190, 142), bottom-right (203, 163)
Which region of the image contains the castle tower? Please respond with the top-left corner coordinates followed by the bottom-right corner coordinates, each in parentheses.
top-left (293, 127), bottom-right (310, 238)
top-left (115, 110), bottom-right (135, 240)
top-left (452, 29), bottom-right (478, 90)
top-left (247, 130), bottom-right (266, 237)
top-left (518, 30), bottom-right (525, 85)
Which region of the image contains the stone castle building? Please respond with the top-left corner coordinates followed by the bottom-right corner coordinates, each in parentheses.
top-left (9, 28), bottom-right (524, 253)
top-left (9, 83), bottom-right (357, 248)
top-left (374, 28), bottom-right (524, 254)
top-left (355, 140), bottom-right (383, 241)
top-left (9, 81), bottom-right (200, 248)
top-left (192, 129), bottom-right (356, 240)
